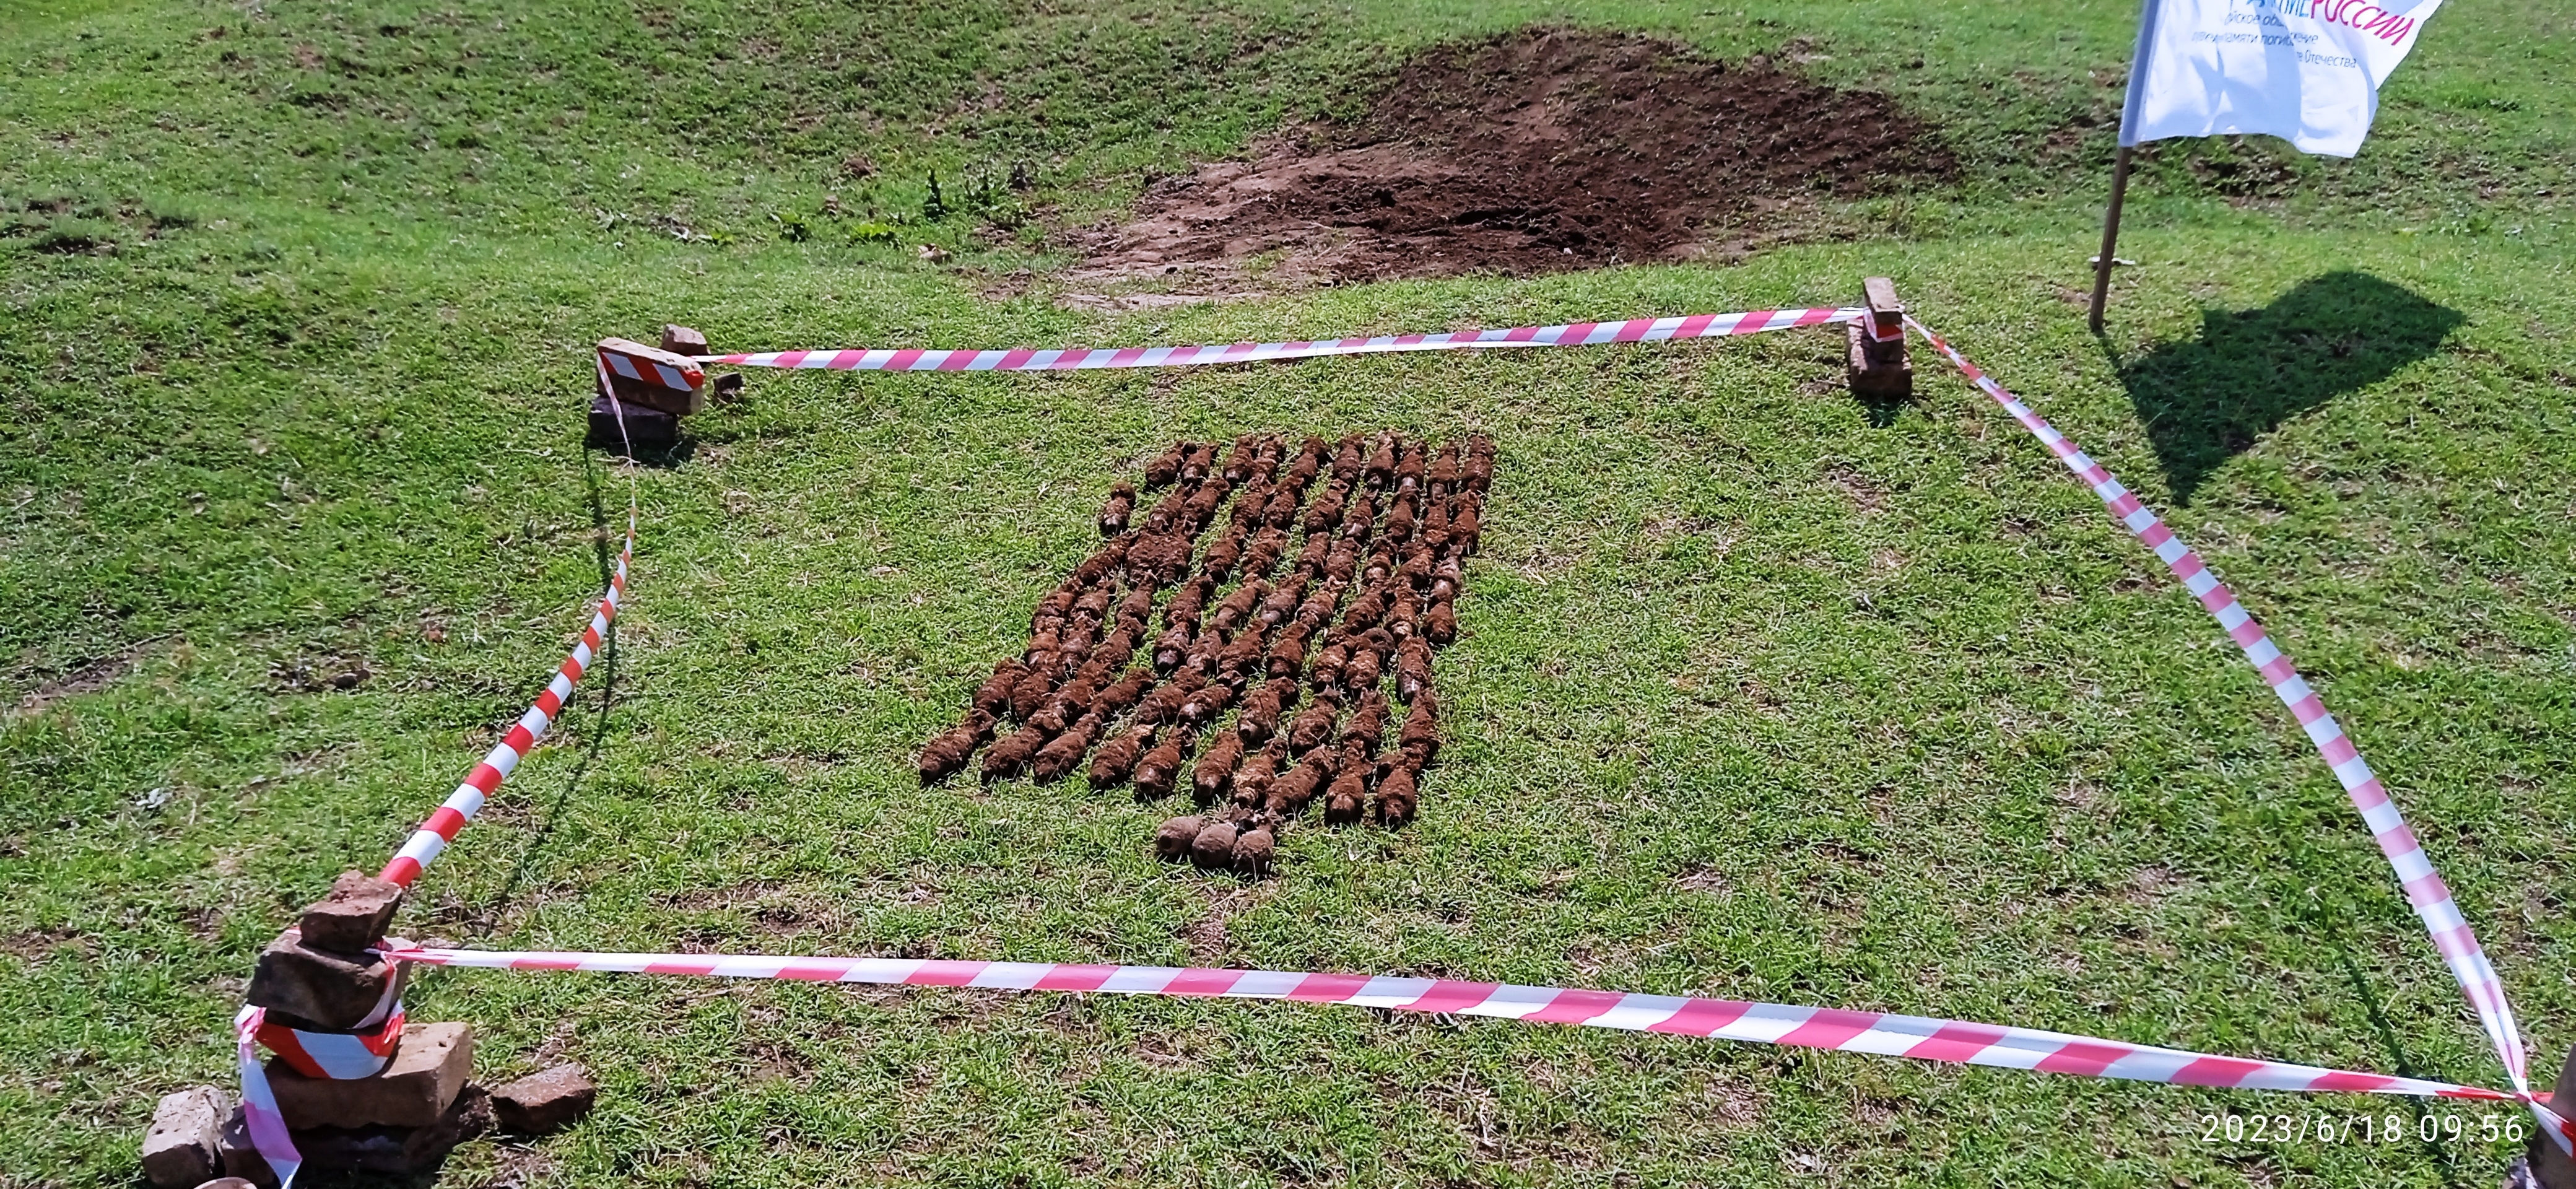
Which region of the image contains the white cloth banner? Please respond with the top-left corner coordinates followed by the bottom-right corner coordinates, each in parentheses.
top-left (2121, 0), bottom-right (2442, 156)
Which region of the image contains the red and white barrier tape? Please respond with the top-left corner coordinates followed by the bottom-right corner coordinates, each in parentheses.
top-left (235, 1008), bottom-right (305, 1187)
top-left (601, 343), bottom-right (705, 393)
top-left (1905, 315), bottom-right (2570, 1151)
top-left (375, 500), bottom-right (633, 888)
top-left (388, 944), bottom-right (2506, 1100)
top-left (235, 997), bottom-right (403, 1187)
top-left (698, 308), bottom-right (1860, 373)
top-left (254, 1005), bottom-right (404, 1081)
top-left (252, 959), bottom-right (405, 1079)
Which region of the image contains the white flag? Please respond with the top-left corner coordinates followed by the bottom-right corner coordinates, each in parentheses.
top-left (2121, 0), bottom-right (2442, 157)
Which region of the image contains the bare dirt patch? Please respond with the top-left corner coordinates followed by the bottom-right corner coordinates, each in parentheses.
top-left (9, 637), bottom-right (162, 715)
top-left (1073, 27), bottom-right (1955, 295)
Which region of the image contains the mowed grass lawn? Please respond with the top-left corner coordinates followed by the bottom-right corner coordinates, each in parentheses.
top-left (3, 1), bottom-right (2572, 1185)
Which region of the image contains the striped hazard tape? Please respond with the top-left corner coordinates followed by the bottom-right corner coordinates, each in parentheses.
top-left (389, 944), bottom-right (2506, 1100)
top-left (250, 303), bottom-right (2564, 1183)
top-left (375, 505), bottom-right (633, 889)
top-left (599, 338), bottom-right (705, 393)
top-left (235, 1008), bottom-right (304, 1188)
top-left (255, 1006), bottom-right (404, 1080)
top-left (698, 307), bottom-right (1860, 373)
top-left (1905, 315), bottom-right (2572, 1152)
top-left (251, 965), bottom-right (405, 1079)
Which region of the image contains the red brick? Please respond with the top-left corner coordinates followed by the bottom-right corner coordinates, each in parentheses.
top-left (244, 931), bottom-right (405, 1030)
top-left (295, 871), bottom-right (402, 955)
top-left (265, 1022), bottom-right (472, 1130)
top-left (489, 1063), bottom-right (598, 1134)
top-left (141, 1086), bottom-right (223, 1188)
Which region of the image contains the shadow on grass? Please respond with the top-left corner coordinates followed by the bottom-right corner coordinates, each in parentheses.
top-left (2115, 271), bottom-right (2461, 503)
top-left (1855, 388), bottom-right (1908, 430)
top-left (469, 451), bottom-right (627, 934)
top-left (2287, 839), bottom-right (2474, 1185)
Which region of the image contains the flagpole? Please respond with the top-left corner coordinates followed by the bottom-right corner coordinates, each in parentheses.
top-left (2087, 147), bottom-right (2134, 333)
top-left (2092, 0), bottom-right (2164, 333)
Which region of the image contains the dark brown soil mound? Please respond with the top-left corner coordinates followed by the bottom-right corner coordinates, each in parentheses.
top-left (1078, 27), bottom-right (1955, 288)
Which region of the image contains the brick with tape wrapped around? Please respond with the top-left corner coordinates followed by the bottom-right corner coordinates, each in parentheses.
top-left (596, 338), bottom-right (706, 416)
top-left (246, 931), bottom-right (405, 1030)
top-left (264, 1022), bottom-right (473, 1131)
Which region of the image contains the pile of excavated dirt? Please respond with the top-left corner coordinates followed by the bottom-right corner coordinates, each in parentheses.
top-left (1073, 27), bottom-right (1956, 292)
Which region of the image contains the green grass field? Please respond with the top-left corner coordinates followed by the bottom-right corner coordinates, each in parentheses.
top-left (3, 1), bottom-right (2572, 1185)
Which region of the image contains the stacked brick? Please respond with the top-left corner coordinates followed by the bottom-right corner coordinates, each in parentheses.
top-left (141, 874), bottom-right (596, 1186)
top-left (920, 431), bottom-right (1492, 877)
top-left (588, 324), bottom-right (740, 455)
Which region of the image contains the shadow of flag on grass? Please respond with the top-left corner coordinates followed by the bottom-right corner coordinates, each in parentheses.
top-left (2118, 271), bottom-right (2462, 503)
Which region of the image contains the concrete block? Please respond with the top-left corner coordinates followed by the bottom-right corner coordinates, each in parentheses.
top-left (142, 1086), bottom-right (224, 1188)
top-left (243, 931), bottom-right (405, 1031)
top-left (489, 1063), bottom-right (597, 1134)
top-left (296, 871), bottom-right (402, 956)
top-left (266, 1022), bottom-right (472, 1131)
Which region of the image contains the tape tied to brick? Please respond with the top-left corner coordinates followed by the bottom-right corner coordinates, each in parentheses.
top-left (234, 1008), bottom-right (306, 1188)
top-left (388, 943), bottom-right (2510, 1100)
top-left (697, 307), bottom-right (1861, 373)
top-left (253, 996), bottom-right (405, 1081)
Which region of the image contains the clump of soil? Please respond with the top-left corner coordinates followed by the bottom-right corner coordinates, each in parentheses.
top-left (1077, 26), bottom-right (1954, 289)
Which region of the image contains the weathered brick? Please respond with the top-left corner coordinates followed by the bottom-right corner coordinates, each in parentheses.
top-left (489, 1063), bottom-right (598, 1134)
top-left (243, 931), bottom-right (405, 1030)
top-left (291, 1085), bottom-right (492, 1175)
top-left (214, 1107), bottom-right (276, 1186)
top-left (1847, 321), bottom-right (1912, 399)
top-left (658, 324), bottom-right (708, 357)
top-left (295, 871), bottom-right (402, 955)
top-left (587, 391), bottom-right (679, 454)
top-left (141, 1086), bottom-right (224, 1188)
top-left (598, 337), bottom-right (706, 416)
top-left (265, 1022), bottom-right (472, 1130)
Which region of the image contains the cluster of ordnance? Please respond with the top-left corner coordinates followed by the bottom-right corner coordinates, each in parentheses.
top-left (918, 430), bottom-right (1494, 876)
